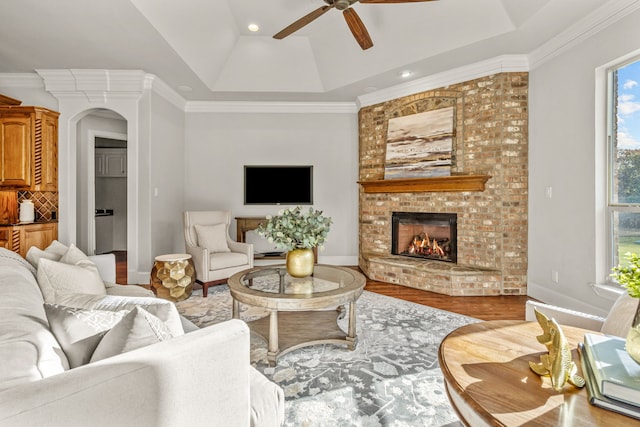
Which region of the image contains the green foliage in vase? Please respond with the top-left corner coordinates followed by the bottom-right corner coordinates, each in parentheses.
top-left (612, 252), bottom-right (640, 298)
top-left (257, 206), bottom-right (332, 251)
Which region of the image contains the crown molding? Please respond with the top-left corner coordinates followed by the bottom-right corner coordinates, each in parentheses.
top-left (0, 73), bottom-right (44, 88)
top-left (356, 55), bottom-right (530, 108)
top-left (184, 101), bottom-right (358, 114)
top-left (529, 0), bottom-right (640, 69)
top-left (144, 74), bottom-right (187, 110)
top-left (35, 69), bottom-right (147, 103)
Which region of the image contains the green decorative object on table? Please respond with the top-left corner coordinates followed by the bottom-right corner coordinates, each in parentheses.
top-left (611, 252), bottom-right (640, 364)
top-left (257, 206), bottom-right (332, 278)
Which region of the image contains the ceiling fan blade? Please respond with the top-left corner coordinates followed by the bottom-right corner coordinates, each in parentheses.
top-left (343, 8), bottom-right (373, 50)
top-left (359, 0), bottom-right (438, 3)
top-left (273, 5), bottom-right (333, 39)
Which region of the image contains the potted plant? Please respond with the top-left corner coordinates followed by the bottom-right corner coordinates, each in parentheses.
top-left (611, 252), bottom-right (640, 363)
top-left (257, 206), bottom-right (332, 277)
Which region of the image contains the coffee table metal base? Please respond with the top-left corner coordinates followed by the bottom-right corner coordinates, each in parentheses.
top-left (247, 308), bottom-right (357, 367)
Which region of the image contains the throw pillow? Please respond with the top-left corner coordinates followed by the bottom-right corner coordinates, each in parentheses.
top-left (25, 247), bottom-right (61, 269)
top-left (45, 240), bottom-right (70, 258)
top-left (37, 258), bottom-right (106, 304)
top-left (90, 306), bottom-right (174, 363)
top-left (54, 293), bottom-right (185, 337)
top-left (194, 223), bottom-right (231, 253)
top-left (59, 244), bottom-right (91, 265)
top-left (44, 304), bottom-right (127, 368)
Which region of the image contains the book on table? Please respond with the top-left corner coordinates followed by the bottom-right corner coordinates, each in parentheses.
top-left (579, 343), bottom-right (640, 419)
top-left (583, 333), bottom-right (640, 406)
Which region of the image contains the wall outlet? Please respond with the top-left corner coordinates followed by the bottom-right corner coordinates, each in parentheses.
top-left (552, 270), bottom-right (559, 284)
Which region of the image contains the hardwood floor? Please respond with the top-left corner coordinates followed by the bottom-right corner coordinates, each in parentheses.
top-left (116, 252), bottom-right (527, 321)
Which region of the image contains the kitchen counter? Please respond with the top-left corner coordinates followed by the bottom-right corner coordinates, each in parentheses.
top-left (0, 220), bottom-right (58, 227)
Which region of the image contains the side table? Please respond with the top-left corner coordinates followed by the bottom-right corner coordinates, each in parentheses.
top-left (150, 253), bottom-right (195, 302)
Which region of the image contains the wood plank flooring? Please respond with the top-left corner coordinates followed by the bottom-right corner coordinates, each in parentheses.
top-left (116, 252), bottom-right (527, 321)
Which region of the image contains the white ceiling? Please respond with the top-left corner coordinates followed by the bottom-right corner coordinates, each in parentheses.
top-left (0, 0), bottom-right (621, 102)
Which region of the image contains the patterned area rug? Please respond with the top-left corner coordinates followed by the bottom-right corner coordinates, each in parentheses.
top-left (176, 285), bottom-right (478, 427)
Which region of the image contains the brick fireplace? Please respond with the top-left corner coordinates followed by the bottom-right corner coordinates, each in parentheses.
top-left (358, 72), bottom-right (528, 296)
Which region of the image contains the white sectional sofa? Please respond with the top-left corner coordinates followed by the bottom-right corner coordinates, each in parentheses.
top-left (0, 246), bottom-right (284, 427)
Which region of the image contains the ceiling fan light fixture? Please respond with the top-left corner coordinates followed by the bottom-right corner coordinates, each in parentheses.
top-left (248, 23), bottom-right (260, 32)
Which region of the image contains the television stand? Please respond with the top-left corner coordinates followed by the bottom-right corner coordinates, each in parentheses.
top-left (235, 216), bottom-right (317, 262)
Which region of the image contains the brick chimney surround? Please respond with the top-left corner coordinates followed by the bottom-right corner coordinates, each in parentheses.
top-left (358, 72), bottom-right (528, 296)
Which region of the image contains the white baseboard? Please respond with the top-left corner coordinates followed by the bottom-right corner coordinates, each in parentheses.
top-left (527, 281), bottom-right (611, 318)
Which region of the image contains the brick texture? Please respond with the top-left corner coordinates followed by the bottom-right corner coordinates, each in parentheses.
top-left (358, 73), bottom-right (528, 296)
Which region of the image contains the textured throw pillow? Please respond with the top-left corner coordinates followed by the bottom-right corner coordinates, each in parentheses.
top-left (194, 223), bottom-right (231, 253)
top-left (90, 306), bottom-right (174, 363)
top-left (45, 240), bottom-right (70, 258)
top-left (37, 258), bottom-right (106, 304)
top-left (59, 244), bottom-right (91, 265)
top-left (44, 304), bottom-right (127, 368)
top-left (55, 293), bottom-right (185, 337)
top-left (25, 247), bottom-right (61, 269)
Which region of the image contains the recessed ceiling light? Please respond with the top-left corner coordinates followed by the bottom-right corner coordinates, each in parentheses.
top-left (400, 70), bottom-right (412, 78)
top-left (248, 23), bottom-right (259, 32)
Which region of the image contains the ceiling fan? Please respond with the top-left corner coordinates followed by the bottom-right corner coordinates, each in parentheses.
top-left (273, 0), bottom-right (438, 51)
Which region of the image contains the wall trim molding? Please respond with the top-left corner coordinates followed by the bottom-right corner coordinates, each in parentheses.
top-left (356, 55), bottom-right (530, 108)
top-left (529, 0), bottom-right (640, 69)
top-left (185, 101), bottom-right (358, 114)
top-left (527, 281), bottom-right (611, 318)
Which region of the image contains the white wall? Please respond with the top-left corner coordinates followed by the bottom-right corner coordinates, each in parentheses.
top-left (149, 92), bottom-right (186, 260)
top-left (184, 111), bottom-right (359, 265)
top-left (529, 8), bottom-right (640, 316)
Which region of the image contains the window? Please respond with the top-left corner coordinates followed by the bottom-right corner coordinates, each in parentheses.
top-left (608, 58), bottom-right (640, 270)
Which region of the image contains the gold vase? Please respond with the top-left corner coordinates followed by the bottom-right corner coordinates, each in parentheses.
top-left (627, 303), bottom-right (640, 364)
top-left (286, 248), bottom-right (315, 278)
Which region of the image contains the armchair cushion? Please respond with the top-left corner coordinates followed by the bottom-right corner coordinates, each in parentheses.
top-left (210, 252), bottom-right (251, 270)
top-left (195, 223), bottom-right (231, 253)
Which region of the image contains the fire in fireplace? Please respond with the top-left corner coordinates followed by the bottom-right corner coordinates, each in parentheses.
top-left (392, 212), bottom-right (457, 263)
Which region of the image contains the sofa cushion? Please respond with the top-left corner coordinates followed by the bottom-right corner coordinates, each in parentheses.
top-left (90, 306), bottom-right (174, 362)
top-left (54, 293), bottom-right (185, 337)
top-left (45, 240), bottom-right (70, 257)
top-left (44, 304), bottom-right (128, 368)
top-left (195, 223), bottom-right (231, 253)
top-left (37, 258), bottom-right (106, 304)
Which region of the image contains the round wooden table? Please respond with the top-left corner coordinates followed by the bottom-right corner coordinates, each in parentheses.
top-left (228, 265), bottom-right (366, 366)
top-left (438, 320), bottom-right (638, 426)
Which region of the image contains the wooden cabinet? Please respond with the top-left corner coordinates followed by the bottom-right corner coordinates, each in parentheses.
top-left (0, 106), bottom-right (59, 191)
top-left (96, 148), bottom-right (126, 177)
top-left (4, 222), bottom-right (57, 258)
top-left (0, 228), bottom-right (10, 250)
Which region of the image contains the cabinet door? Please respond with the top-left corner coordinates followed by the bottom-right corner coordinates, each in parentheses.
top-left (33, 111), bottom-right (58, 191)
top-left (0, 114), bottom-right (31, 188)
top-left (104, 150), bottom-right (126, 177)
top-left (18, 222), bottom-right (57, 258)
top-left (0, 228), bottom-right (10, 250)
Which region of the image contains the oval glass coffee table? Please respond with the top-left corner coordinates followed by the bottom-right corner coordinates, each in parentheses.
top-left (228, 265), bottom-right (366, 366)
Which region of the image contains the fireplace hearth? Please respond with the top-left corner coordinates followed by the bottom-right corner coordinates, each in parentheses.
top-left (392, 212), bottom-right (457, 263)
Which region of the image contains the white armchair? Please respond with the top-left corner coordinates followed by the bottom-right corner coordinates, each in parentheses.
top-left (183, 211), bottom-right (253, 297)
top-left (525, 291), bottom-right (639, 338)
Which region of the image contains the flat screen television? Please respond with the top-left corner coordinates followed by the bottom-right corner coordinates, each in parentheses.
top-left (244, 165), bottom-right (313, 205)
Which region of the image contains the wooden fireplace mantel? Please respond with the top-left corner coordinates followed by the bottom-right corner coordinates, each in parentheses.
top-left (358, 175), bottom-right (491, 193)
